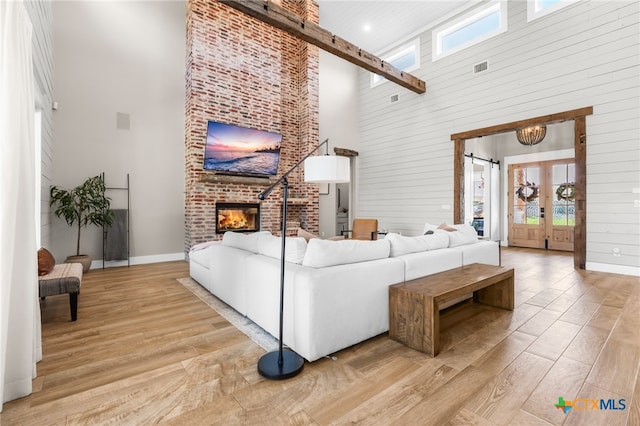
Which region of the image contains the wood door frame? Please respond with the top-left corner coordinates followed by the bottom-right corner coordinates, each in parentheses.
top-left (451, 106), bottom-right (593, 269)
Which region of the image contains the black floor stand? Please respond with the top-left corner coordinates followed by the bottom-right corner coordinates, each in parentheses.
top-left (257, 177), bottom-right (304, 380)
top-left (258, 349), bottom-right (304, 380)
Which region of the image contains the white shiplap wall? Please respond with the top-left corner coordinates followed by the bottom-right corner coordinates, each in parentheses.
top-left (24, 1), bottom-right (54, 249)
top-left (357, 1), bottom-right (639, 272)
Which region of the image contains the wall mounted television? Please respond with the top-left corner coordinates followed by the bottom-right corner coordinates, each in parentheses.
top-left (203, 121), bottom-right (282, 177)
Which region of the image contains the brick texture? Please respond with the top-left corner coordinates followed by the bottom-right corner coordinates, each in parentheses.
top-left (185, 0), bottom-right (320, 253)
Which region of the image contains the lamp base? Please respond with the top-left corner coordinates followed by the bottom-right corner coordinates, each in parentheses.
top-left (257, 349), bottom-right (304, 380)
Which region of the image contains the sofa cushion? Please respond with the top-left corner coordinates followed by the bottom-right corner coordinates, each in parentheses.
top-left (455, 240), bottom-right (499, 266)
top-left (423, 222), bottom-right (438, 234)
top-left (447, 224), bottom-right (479, 247)
top-left (188, 241), bottom-right (220, 268)
top-left (190, 240), bottom-right (220, 253)
top-left (302, 238), bottom-right (391, 268)
top-left (453, 223), bottom-right (478, 238)
top-left (222, 231), bottom-right (270, 253)
top-left (447, 232), bottom-right (477, 247)
top-left (422, 222), bottom-right (478, 247)
top-left (401, 248), bottom-right (463, 281)
top-left (446, 230), bottom-right (477, 247)
top-left (258, 234), bottom-right (307, 264)
top-left (385, 232), bottom-right (449, 257)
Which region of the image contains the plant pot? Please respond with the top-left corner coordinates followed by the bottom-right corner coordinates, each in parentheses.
top-left (66, 255), bottom-right (92, 273)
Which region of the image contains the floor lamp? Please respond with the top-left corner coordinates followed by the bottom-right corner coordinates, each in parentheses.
top-left (257, 138), bottom-right (350, 379)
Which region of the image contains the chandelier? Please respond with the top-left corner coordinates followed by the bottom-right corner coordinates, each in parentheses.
top-left (516, 125), bottom-right (547, 146)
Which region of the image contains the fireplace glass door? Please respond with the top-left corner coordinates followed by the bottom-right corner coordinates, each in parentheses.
top-left (216, 203), bottom-right (260, 233)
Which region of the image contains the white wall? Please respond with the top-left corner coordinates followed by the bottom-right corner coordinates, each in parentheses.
top-left (318, 50), bottom-right (359, 237)
top-left (357, 1), bottom-right (639, 273)
top-left (52, 1), bottom-right (186, 265)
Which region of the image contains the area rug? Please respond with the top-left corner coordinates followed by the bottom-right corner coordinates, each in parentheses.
top-left (177, 277), bottom-right (278, 353)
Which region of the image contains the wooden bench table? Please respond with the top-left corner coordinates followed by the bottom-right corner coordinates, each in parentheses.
top-left (389, 263), bottom-right (514, 357)
top-left (38, 263), bottom-right (83, 321)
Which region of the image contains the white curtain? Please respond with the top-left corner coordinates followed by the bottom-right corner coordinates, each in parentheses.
top-left (0, 0), bottom-right (42, 410)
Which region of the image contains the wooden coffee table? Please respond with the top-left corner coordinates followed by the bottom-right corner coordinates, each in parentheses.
top-left (389, 263), bottom-right (514, 357)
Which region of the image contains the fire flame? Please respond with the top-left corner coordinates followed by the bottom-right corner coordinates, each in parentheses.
top-left (218, 210), bottom-right (249, 230)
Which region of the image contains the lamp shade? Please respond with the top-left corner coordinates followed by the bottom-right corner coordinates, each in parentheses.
top-left (304, 155), bottom-right (350, 183)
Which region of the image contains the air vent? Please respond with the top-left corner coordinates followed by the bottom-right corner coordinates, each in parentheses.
top-left (474, 61), bottom-right (488, 74)
top-left (389, 93), bottom-right (399, 104)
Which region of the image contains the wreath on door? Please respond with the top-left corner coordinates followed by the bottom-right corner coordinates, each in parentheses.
top-left (556, 182), bottom-right (576, 201)
top-left (516, 182), bottom-right (539, 202)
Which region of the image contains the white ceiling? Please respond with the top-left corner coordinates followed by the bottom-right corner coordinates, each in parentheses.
top-left (317, 0), bottom-right (474, 54)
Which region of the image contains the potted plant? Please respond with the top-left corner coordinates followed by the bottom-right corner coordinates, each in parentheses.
top-left (50, 175), bottom-right (114, 272)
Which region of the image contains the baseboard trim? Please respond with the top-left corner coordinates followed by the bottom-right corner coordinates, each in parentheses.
top-left (90, 252), bottom-right (185, 270)
top-left (585, 262), bottom-right (640, 277)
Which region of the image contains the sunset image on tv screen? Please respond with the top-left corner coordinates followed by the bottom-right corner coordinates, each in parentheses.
top-left (204, 121), bottom-right (282, 176)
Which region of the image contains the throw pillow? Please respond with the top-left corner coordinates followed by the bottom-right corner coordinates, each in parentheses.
top-left (37, 247), bottom-right (55, 276)
top-left (453, 224), bottom-right (479, 240)
top-left (437, 223), bottom-right (458, 232)
top-left (446, 229), bottom-right (477, 247)
top-left (297, 227), bottom-right (317, 242)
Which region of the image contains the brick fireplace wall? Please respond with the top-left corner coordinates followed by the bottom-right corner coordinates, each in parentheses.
top-left (185, 0), bottom-right (320, 252)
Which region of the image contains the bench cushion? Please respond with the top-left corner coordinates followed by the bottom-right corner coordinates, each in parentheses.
top-left (38, 263), bottom-right (83, 297)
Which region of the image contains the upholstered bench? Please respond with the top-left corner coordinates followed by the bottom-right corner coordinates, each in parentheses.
top-left (38, 263), bottom-right (83, 321)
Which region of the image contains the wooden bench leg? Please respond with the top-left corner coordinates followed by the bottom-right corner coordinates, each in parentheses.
top-left (69, 292), bottom-right (78, 321)
top-left (474, 272), bottom-right (515, 310)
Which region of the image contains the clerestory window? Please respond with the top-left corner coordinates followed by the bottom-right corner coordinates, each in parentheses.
top-left (370, 38), bottom-right (420, 88)
top-left (527, 0), bottom-right (580, 22)
top-left (432, 1), bottom-right (507, 61)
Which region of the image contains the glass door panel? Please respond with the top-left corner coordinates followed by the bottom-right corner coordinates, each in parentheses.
top-left (508, 160), bottom-right (575, 252)
top-left (547, 161), bottom-right (575, 251)
top-left (509, 163), bottom-right (545, 249)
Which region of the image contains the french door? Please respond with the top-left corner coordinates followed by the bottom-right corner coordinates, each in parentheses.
top-left (508, 160), bottom-right (575, 251)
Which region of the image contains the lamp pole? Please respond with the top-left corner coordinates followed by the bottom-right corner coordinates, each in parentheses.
top-left (256, 139), bottom-right (330, 379)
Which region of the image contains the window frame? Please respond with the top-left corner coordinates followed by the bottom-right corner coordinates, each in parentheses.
top-left (432, 0), bottom-right (507, 62)
top-left (527, 0), bottom-right (580, 22)
top-left (370, 38), bottom-right (421, 88)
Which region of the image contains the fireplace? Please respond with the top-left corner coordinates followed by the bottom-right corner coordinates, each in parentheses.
top-left (216, 203), bottom-right (260, 234)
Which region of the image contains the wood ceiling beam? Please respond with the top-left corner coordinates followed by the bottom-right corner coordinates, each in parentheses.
top-left (219, 0), bottom-right (426, 94)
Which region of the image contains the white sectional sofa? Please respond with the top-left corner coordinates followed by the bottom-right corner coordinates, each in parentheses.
top-left (189, 224), bottom-right (499, 362)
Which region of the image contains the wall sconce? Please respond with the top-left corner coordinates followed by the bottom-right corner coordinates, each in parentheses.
top-left (516, 125), bottom-right (547, 146)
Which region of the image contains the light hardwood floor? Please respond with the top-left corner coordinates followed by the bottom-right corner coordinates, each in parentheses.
top-left (1, 248), bottom-right (638, 425)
